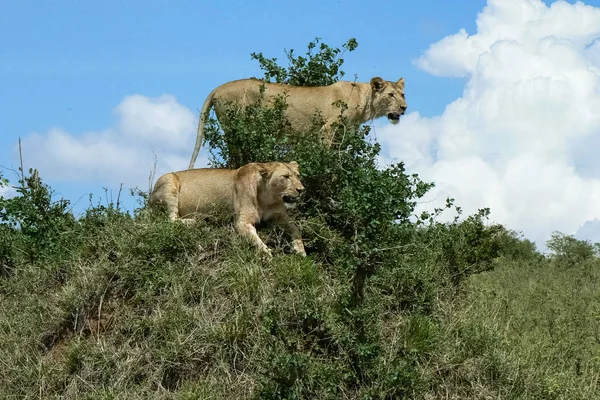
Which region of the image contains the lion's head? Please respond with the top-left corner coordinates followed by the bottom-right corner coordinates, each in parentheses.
top-left (370, 77), bottom-right (407, 124)
top-left (258, 161), bottom-right (305, 209)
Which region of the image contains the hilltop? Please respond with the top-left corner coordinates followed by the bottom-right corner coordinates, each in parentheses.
top-left (1, 38), bottom-right (599, 399)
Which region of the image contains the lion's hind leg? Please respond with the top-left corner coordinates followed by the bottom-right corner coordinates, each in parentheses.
top-left (150, 173), bottom-right (181, 221)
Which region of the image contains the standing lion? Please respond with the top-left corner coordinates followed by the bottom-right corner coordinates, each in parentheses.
top-left (188, 77), bottom-right (407, 169)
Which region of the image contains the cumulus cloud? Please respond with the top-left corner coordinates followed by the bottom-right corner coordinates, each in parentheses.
top-left (20, 94), bottom-right (204, 190)
top-left (115, 95), bottom-right (196, 149)
top-left (575, 219), bottom-right (600, 243)
top-left (379, 0), bottom-right (600, 247)
top-left (416, 0), bottom-right (600, 77)
top-left (0, 184), bottom-right (16, 199)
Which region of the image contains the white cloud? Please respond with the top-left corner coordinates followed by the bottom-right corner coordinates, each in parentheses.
top-left (115, 94), bottom-right (196, 150)
top-left (20, 95), bottom-right (206, 190)
top-left (575, 219), bottom-right (600, 244)
top-left (0, 184), bottom-right (16, 199)
top-left (416, 0), bottom-right (600, 77)
top-left (380, 0), bottom-right (600, 247)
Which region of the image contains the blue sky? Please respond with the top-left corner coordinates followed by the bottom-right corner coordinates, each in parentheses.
top-left (0, 0), bottom-right (482, 152)
top-left (2, 0), bottom-right (600, 248)
top-left (0, 0), bottom-right (483, 203)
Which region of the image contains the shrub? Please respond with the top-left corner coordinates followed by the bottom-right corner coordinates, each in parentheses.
top-left (546, 231), bottom-right (597, 267)
top-left (250, 37), bottom-right (358, 86)
top-left (0, 169), bottom-right (76, 262)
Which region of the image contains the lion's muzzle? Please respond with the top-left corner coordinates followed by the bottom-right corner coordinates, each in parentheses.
top-left (387, 113), bottom-right (402, 124)
top-left (283, 188), bottom-right (303, 209)
top-left (283, 194), bottom-right (299, 204)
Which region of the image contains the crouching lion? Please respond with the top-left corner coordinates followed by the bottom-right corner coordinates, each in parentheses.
top-left (188, 77), bottom-right (407, 168)
top-left (149, 161), bottom-right (306, 257)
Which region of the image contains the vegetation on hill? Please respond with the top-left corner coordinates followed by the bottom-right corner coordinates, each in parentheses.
top-left (1, 38), bottom-right (598, 399)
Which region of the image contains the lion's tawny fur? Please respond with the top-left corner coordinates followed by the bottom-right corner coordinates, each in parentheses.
top-left (188, 77), bottom-right (407, 168)
top-left (150, 161), bottom-right (306, 257)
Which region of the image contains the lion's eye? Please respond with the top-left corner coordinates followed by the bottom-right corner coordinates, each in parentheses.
top-left (389, 93), bottom-right (395, 98)
top-left (284, 175), bottom-right (290, 179)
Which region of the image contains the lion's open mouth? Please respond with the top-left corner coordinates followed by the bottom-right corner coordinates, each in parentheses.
top-left (387, 113), bottom-right (401, 121)
top-left (283, 195), bottom-right (298, 204)
top-left (283, 195), bottom-right (300, 209)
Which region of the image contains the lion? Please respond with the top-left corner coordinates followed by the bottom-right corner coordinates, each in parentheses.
top-left (149, 161), bottom-right (306, 257)
top-left (188, 77), bottom-right (407, 168)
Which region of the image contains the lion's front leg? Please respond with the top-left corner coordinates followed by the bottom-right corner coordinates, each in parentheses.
top-left (235, 219), bottom-right (272, 257)
top-left (275, 213), bottom-right (306, 256)
top-left (292, 237), bottom-right (306, 256)
top-left (320, 124), bottom-right (335, 149)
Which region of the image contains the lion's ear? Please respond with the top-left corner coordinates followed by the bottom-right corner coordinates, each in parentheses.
top-left (397, 77), bottom-right (405, 88)
top-left (370, 77), bottom-right (385, 92)
top-left (288, 161), bottom-right (300, 174)
top-left (257, 164), bottom-right (271, 179)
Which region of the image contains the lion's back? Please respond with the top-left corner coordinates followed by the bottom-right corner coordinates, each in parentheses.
top-left (171, 169), bottom-right (237, 218)
top-left (212, 79), bottom-right (355, 127)
top-left (213, 78), bottom-right (297, 104)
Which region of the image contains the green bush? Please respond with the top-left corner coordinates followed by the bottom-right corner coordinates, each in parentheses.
top-left (0, 169), bottom-right (77, 263)
top-left (546, 231), bottom-right (597, 267)
top-left (250, 37), bottom-right (358, 86)
top-left (205, 39), bottom-right (434, 302)
top-left (0, 223), bottom-right (16, 276)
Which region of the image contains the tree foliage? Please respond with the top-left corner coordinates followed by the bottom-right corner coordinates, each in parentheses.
top-left (0, 169), bottom-right (75, 263)
top-left (250, 37), bottom-right (358, 86)
top-left (546, 231), bottom-right (597, 267)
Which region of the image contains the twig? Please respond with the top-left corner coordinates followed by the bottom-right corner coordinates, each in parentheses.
top-left (97, 274), bottom-right (115, 342)
top-left (148, 151), bottom-right (158, 194)
top-left (66, 193), bottom-right (90, 215)
top-left (18, 137), bottom-right (25, 187)
top-left (116, 183), bottom-right (123, 210)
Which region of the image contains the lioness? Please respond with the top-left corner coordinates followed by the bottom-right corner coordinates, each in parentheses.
top-left (188, 77), bottom-right (407, 168)
top-left (149, 161), bottom-right (306, 257)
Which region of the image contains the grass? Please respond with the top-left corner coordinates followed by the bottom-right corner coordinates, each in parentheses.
top-left (1, 183), bottom-right (599, 399)
top-left (0, 208), bottom-right (362, 398)
top-left (430, 257), bottom-right (600, 399)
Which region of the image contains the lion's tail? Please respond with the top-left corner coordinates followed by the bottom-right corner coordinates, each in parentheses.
top-left (188, 88), bottom-right (217, 169)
